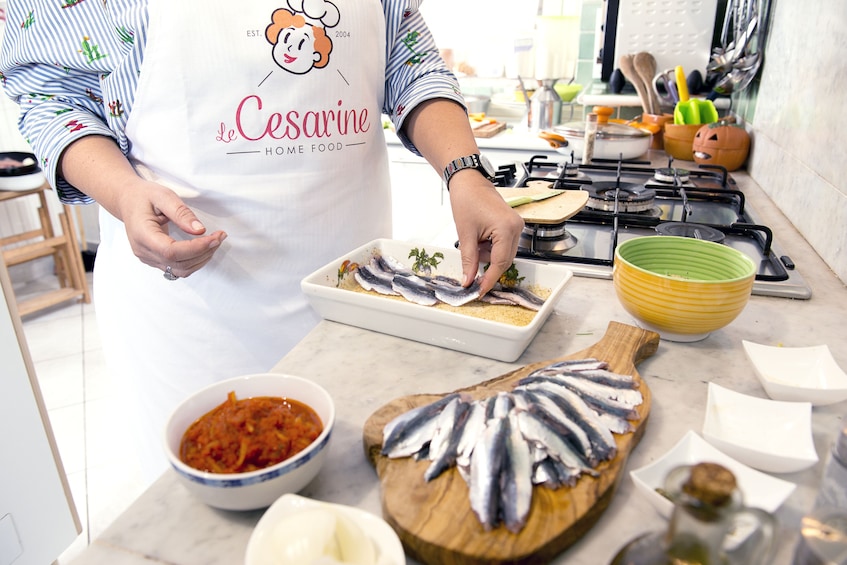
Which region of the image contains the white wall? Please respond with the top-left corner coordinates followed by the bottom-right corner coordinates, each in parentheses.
top-left (745, 2), bottom-right (847, 285)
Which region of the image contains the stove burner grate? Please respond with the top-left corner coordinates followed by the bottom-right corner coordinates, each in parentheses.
top-left (519, 223), bottom-right (578, 254)
top-left (655, 222), bottom-right (726, 243)
top-left (584, 182), bottom-right (657, 213)
top-left (653, 167), bottom-right (691, 184)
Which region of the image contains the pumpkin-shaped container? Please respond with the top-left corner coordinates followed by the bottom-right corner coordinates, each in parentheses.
top-left (693, 123), bottom-right (751, 171)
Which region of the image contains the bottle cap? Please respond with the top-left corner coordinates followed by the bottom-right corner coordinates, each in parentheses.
top-left (682, 462), bottom-right (737, 507)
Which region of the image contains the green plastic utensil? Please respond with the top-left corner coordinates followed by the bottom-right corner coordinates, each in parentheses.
top-left (673, 99), bottom-right (719, 125)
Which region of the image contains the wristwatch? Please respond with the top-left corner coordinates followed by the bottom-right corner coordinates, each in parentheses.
top-left (442, 153), bottom-right (496, 189)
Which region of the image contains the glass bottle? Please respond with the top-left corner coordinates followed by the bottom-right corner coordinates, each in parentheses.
top-left (581, 112), bottom-right (598, 165)
top-left (793, 419), bottom-right (847, 565)
top-left (611, 462), bottom-right (776, 565)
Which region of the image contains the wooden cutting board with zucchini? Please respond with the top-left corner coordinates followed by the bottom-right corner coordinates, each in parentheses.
top-left (362, 321), bottom-right (659, 565)
top-left (496, 182), bottom-right (589, 225)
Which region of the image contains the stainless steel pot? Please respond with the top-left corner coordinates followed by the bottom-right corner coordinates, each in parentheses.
top-left (540, 108), bottom-right (651, 160)
top-left (463, 94), bottom-right (490, 114)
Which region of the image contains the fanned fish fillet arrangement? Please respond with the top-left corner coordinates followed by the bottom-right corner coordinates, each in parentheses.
top-left (353, 254), bottom-right (546, 311)
top-left (380, 358), bottom-right (643, 533)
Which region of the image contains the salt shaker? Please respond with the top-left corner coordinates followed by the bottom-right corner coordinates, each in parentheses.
top-left (581, 112), bottom-right (598, 164)
top-left (793, 418), bottom-right (847, 565)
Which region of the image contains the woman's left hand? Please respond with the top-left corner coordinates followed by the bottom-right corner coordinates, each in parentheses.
top-left (448, 175), bottom-right (524, 295)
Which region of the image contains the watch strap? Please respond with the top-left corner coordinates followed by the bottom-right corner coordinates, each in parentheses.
top-left (442, 154), bottom-right (492, 188)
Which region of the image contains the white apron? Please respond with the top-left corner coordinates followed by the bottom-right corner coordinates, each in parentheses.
top-left (95, 0), bottom-right (391, 480)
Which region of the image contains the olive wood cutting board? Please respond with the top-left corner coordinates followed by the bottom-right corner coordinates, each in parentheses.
top-left (496, 182), bottom-right (589, 225)
top-left (362, 321), bottom-right (659, 565)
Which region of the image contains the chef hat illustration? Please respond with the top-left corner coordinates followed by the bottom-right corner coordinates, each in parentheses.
top-left (286, 0), bottom-right (340, 28)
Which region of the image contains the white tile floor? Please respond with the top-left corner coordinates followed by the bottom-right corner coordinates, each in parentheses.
top-left (17, 272), bottom-right (147, 563)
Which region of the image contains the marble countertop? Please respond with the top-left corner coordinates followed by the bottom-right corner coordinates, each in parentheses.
top-left (71, 166), bottom-right (847, 565)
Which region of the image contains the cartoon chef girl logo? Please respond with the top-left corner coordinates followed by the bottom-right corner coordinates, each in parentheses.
top-left (266, 0), bottom-right (340, 75)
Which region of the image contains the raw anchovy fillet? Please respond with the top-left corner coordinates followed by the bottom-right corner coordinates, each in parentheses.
top-left (533, 457), bottom-right (558, 487)
top-left (392, 275), bottom-right (438, 306)
top-left (515, 388), bottom-right (596, 466)
top-left (534, 456), bottom-right (582, 488)
top-left (521, 381), bottom-right (618, 462)
top-left (380, 255), bottom-right (416, 277)
top-left (515, 409), bottom-right (598, 477)
top-left (500, 413), bottom-right (533, 533)
top-left (489, 286), bottom-right (545, 311)
top-left (547, 358), bottom-right (608, 371)
top-left (367, 256), bottom-right (397, 282)
top-left (383, 417), bottom-right (438, 459)
top-left (431, 274), bottom-right (463, 286)
top-left (455, 400), bottom-right (487, 470)
top-left (556, 376), bottom-right (642, 419)
top-left (596, 410), bottom-right (635, 434)
top-left (490, 391), bottom-right (515, 421)
top-left (425, 398), bottom-right (472, 482)
top-left (381, 394), bottom-right (460, 457)
top-left (354, 265), bottom-right (397, 295)
top-left (426, 396), bottom-right (463, 463)
top-left (432, 279), bottom-right (481, 307)
top-left (559, 368), bottom-right (639, 390)
top-left (469, 416), bottom-right (508, 530)
top-left (477, 294), bottom-right (517, 306)
top-left (519, 374), bottom-right (641, 420)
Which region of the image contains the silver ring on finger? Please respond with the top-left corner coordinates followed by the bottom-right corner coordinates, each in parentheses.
top-left (163, 266), bottom-right (179, 281)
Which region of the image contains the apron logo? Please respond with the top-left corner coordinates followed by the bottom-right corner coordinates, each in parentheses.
top-left (266, 0), bottom-right (340, 75)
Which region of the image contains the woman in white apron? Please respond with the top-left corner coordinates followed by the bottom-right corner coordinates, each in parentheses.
top-left (1, 0), bottom-right (523, 481)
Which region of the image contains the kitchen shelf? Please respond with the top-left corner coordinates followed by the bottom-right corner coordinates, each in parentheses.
top-left (1, 183), bottom-right (90, 316)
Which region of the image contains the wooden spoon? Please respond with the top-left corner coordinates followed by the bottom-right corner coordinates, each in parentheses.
top-left (634, 52), bottom-right (660, 115)
top-left (618, 54), bottom-right (653, 115)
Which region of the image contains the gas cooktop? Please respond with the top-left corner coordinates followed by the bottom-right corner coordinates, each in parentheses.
top-left (490, 155), bottom-right (811, 300)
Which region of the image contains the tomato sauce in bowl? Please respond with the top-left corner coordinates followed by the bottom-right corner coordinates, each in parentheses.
top-left (179, 391), bottom-right (324, 474)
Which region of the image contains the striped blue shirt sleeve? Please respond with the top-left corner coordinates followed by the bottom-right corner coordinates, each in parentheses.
top-left (382, 0), bottom-right (466, 155)
top-left (0, 0), bottom-right (148, 204)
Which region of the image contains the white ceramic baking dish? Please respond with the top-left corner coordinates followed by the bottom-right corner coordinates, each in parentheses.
top-left (301, 239), bottom-right (573, 362)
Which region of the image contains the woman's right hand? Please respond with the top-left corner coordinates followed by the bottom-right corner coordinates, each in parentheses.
top-left (117, 177), bottom-right (228, 279)
top-left (59, 135), bottom-right (227, 279)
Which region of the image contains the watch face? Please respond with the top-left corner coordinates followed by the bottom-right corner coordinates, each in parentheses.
top-left (478, 154), bottom-right (496, 177)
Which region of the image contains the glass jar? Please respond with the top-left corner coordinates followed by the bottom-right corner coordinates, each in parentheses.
top-left (611, 462), bottom-right (776, 565)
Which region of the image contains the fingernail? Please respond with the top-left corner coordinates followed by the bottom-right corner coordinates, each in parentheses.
top-left (192, 220), bottom-right (204, 231)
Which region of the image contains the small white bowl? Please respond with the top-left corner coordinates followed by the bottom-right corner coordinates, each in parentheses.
top-left (742, 340), bottom-right (847, 406)
top-left (246, 494), bottom-right (405, 565)
top-left (631, 430), bottom-right (796, 518)
top-left (702, 383), bottom-right (818, 474)
top-left (164, 374), bottom-right (335, 511)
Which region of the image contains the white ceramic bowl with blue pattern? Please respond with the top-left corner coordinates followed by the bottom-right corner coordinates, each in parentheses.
top-left (164, 373), bottom-right (335, 511)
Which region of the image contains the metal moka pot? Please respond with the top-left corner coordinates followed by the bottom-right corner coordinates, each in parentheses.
top-left (528, 79), bottom-right (562, 131)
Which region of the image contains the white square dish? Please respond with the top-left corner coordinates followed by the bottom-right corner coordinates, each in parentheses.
top-left (301, 238), bottom-right (573, 362)
top-left (742, 340), bottom-right (847, 406)
top-left (702, 382), bottom-right (818, 474)
top-left (630, 430), bottom-right (796, 519)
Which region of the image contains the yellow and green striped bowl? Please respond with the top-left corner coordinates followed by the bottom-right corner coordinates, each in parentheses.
top-left (613, 236), bottom-right (756, 341)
